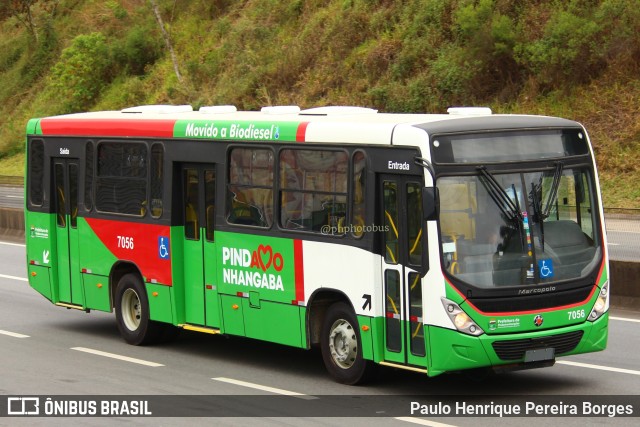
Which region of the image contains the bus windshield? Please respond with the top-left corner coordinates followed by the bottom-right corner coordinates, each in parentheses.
top-left (438, 166), bottom-right (601, 288)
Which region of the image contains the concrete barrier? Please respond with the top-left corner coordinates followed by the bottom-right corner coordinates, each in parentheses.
top-left (0, 207), bottom-right (636, 310)
top-left (609, 261), bottom-right (640, 309)
top-left (0, 207), bottom-right (24, 241)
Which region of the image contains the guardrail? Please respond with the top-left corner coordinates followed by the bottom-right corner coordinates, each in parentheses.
top-left (0, 176), bottom-right (23, 186)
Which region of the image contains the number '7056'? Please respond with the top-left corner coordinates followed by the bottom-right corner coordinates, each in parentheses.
top-left (117, 236), bottom-right (134, 250)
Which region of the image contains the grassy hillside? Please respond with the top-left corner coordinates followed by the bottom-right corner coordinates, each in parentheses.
top-left (0, 0), bottom-right (638, 207)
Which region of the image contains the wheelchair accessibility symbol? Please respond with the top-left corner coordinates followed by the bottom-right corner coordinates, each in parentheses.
top-left (159, 236), bottom-right (170, 260)
top-left (538, 259), bottom-right (554, 278)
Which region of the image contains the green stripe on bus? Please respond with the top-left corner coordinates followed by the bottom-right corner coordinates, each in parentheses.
top-left (26, 118), bottom-right (42, 135)
top-left (173, 120), bottom-right (301, 142)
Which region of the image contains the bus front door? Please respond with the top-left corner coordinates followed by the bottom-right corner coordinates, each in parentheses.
top-left (181, 164), bottom-right (220, 328)
top-left (379, 175), bottom-right (428, 368)
top-left (52, 158), bottom-right (82, 306)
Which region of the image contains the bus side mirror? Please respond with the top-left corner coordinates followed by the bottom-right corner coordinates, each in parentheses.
top-left (422, 187), bottom-right (439, 221)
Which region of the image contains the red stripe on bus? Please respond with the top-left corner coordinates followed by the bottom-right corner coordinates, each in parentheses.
top-left (463, 285), bottom-right (598, 317)
top-left (40, 118), bottom-right (177, 138)
top-left (447, 260), bottom-right (605, 317)
top-left (295, 122), bottom-right (309, 142)
top-left (294, 239), bottom-right (305, 302)
top-left (84, 218), bottom-right (173, 286)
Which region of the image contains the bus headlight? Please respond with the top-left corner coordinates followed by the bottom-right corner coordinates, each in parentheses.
top-left (441, 298), bottom-right (484, 336)
top-left (454, 312), bottom-right (470, 329)
top-left (589, 281), bottom-right (609, 321)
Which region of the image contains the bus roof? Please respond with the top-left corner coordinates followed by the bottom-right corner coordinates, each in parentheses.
top-left (29, 105), bottom-right (582, 145)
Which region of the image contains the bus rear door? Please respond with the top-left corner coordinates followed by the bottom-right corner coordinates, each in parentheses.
top-left (181, 164), bottom-right (220, 328)
top-left (52, 158), bottom-right (83, 306)
top-left (379, 174), bottom-right (428, 368)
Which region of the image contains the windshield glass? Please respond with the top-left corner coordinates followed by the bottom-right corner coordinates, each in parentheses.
top-left (438, 167), bottom-right (601, 288)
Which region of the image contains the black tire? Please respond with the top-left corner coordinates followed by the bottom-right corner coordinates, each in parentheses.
top-left (320, 302), bottom-right (373, 385)
top-left (114, 273), bottom-right (163, 345)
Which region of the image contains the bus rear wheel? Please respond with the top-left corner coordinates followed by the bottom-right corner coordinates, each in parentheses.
top-left (320, 302), bottom-right (372, 385)
top-left (115, 273), bottom-right (163, 345)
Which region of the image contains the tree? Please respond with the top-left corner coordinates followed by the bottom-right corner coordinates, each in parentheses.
top-left (148, 0), bottom-right (183, 83)
top-left (49, 32), bottom-right (111, 112)
top-left (0, 0), bottom-right (59, 42)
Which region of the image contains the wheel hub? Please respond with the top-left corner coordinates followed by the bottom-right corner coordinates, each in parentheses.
top-left (329, 319), bottom-right (357, 369)
top-left (121, 288), bottom-right (142, 331)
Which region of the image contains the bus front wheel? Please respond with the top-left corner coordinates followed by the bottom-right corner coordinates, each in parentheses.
top-left (115, 273), bottom-right (162, 345)
top-left (320, 302), bottom-right (372, 385)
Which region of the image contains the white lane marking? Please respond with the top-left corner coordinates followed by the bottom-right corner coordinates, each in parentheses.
top-left (395, 417), bottom-right (459, 427)
top-left (0, 241), bottom-right (26, 247)
top-left (212, 377), bottom-right (316, 400)
top-left (557, 360), bottom-right (640, 376)
top-left (611, 316), bottom-right (640, 323)
top-left (0, 273), bottom-right (27, 282)
top-left (71, 347), bottom-right (164, 367)
top-left (607, 243), bottom-right (620, 246)
top-left (0, 329), bottom-right (30, 338)
top-left (5, 195), bottom-right (23, 199)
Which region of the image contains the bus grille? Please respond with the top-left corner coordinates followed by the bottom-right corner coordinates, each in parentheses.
top-left (491, 331), bottom-right (584, 361)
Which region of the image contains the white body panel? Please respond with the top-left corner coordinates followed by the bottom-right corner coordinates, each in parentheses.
top-left (301, 241), bottom-right (382, 317)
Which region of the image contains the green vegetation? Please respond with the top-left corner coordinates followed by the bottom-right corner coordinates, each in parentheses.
top-left (0, 0), bottom-right (638, 207)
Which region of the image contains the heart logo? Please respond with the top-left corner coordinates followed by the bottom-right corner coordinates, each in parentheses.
top-left (257, 244), bottom-right (273, 272)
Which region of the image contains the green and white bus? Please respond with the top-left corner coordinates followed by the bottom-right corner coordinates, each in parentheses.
top-left (25, 105), bottom-right (609, 384)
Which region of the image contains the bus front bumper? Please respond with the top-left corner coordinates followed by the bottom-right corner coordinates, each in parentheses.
top-left (427, 312), bottom-right (609, 377)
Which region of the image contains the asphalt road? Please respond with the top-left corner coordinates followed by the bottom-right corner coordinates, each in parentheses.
top-left (0, 185), bottom-right (23, 209)
top-left (1, 240), bottom-right (639, 426)
top-left (606, 218), bottom-right (640, 262)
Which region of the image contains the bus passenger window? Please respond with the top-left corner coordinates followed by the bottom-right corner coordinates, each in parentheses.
top-left (95, 142), bottom-right (148, 216)
top-left (279, 149), bottom-right (348, 234)
top-left (227, 148), bottom-right (273, 228)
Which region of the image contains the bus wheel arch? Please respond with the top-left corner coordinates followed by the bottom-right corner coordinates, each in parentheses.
top-left (307, 289), bottom-right (353, 347)
top-left (308, 290), bottom-right (373, 385)
top-left (111, 263), bottom-right (163, 345)
top-left (320, 301), bottom-right (373, 385)
top-left (110, 261), bottom-right (143, 311)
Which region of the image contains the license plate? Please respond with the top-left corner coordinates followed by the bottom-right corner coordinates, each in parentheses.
top-left (524, 348), bottom-right (555, 363)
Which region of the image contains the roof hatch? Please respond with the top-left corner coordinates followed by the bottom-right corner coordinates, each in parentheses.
top-left (300, 106), bottom-right (378, 116)
top-left (121, 105), bottom-right (193, 114)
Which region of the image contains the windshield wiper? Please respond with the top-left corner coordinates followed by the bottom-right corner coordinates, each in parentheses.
top-left (477, 166), bottom-right (523, 223)
top-left (543, 161), bottom-right (563, 218)
top-left (477, 166), bottom-right (525, 250)
top-left (529, 161), bottom-right (563, 251)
